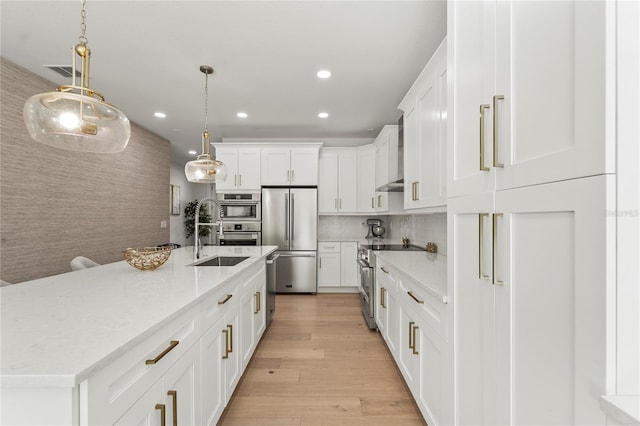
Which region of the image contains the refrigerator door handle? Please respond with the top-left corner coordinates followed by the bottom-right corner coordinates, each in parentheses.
top-left (291, 193), bottom-right (295, 241)
top-left (284, 193), bottom-right (289, 242)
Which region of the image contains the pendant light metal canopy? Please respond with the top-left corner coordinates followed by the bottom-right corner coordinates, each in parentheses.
top-left (23, 0), bottom-right (131, 153)
top-left (184, 65), bottom-right (227, 183)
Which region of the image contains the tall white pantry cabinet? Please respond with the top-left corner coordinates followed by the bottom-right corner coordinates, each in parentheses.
top-left (447, 1), bottom-right (620, 425)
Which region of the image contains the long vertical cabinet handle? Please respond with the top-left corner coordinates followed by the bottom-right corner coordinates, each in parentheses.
top-left (284, 194), bottom-right (289, 242)
top-left (479, 104), bottom-right (491, 171)
top-left (167, 390), bottom-right (178, 426)
top-left (371, 197), bottom-right (374, 209)
top-left (155, 404), bottom-right (166, 426)
top-left (291, 193), bottom-right (295, 241)
top-left (228, 324), bottom-right (234, 353)
top-left (493, 95), bottom-right (504, 168)
top-left (222, 329), bottom-right (229, 359)
top-left (380, 287), bottom-right (386, 308)
top-left (291, 170), bottom-right (295, 182)
top-left (408, 321), bottom-right (414, 351)
top-left (493, 213), bottom-right (504, 285)
top-left (412, 324), bottom-right (419, 355)
top-left (234, 175), bottom-right (237, 187)
top-left (239, 174), bottom-right (242, 187)
top-left (478, 213), bottom-right (490, 280)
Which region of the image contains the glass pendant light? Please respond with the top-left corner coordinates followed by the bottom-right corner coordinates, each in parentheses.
top-left (184, 65), bottom-right (227, 183)
top-left (23, 0), bottom-right (130, 153)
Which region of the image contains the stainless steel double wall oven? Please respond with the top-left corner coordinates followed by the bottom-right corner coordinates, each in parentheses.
top-left (216, 192), bottom-right (261, 245)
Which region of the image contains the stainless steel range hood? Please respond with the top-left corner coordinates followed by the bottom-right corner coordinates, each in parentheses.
top-left (375, 116), bottom-right (404, 192)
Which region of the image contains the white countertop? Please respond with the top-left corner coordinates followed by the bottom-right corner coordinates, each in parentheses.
top-left (0, 245), bottom-right (277, 388)
top-left (374, 250), bottom-right (447, 303)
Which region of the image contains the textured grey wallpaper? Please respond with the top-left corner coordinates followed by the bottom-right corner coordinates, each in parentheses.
top-left (1, 58), bottom-right (170, 283)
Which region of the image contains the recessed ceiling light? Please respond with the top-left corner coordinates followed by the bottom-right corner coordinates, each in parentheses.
top-left (188, 150), bottom-right (197, 155)
top-left (318, 112), bottom-right (329, 118)
top-left (237, 112), bottom-right (248, 118)
top-left (154, 112), bottom-right (166, 118)
top-left (316, 70), bottom-right (331, 79)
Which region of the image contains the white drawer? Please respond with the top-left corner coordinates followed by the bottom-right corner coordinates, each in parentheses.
top-left (399, 273), bottom-right (447, 340)
top-left (375, 258), bottom-right (397, 293)
top-left (86, 307), bottom-right (199, 425)
top-left (318, 241), bottom-right (340, 252)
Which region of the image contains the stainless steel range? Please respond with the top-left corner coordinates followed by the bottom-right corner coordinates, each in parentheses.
top-left (358, 242), bottom-right (425, 329)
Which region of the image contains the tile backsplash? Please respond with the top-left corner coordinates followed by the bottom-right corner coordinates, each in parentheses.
top-left (318, 213), bottom-right (447, 255)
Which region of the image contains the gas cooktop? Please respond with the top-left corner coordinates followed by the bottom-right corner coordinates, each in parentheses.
top-left (360, 244), bottom-right (424, 251)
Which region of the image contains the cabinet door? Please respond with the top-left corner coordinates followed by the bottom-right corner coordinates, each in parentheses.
top-left (403, 106), bottom-right (419, 208)
top-left (339, 242), bottom-right (358, 287)
top-left (494, 1), bottom-right (612, 190)
top-left (113, 381), bottom-right (163, 426)
top-left (254, 277), bottom-right (266, 342)
top-left (375, 282), bottom-right (387, 335)
top-left (290, 148), bottom-right (319, 185)
top-left (317, 252), bottom-right (340, 287)
top-left (201, 319), bottom-right (225, 426)
top-left (223, 310), bottom-right (241, 404)
top-left (385, 286), bottom-right (399, 356)
top-left (357, 145), bottom-right (376, 213)
top-left (261, 148), bottom-right (291, 185)
top-left (318, 150), bottom-right (338, 213)
top-left (162, 343), bottom-right (200, 426)
top-left (240, 289), bottom-right (256, 369)
top-left (448, 0), bottom-right (496, 197)
top-left (449, 192), bottom-right (496, 425)
top-left (237, 148), bottom-right (261, 190)
top-left (375, 136), bottom-right (389, 189)
top-left (398, 305), bottom-right (420, 394)
top-left (417, 321), bottom-right (445, 426)
top-left (494, 176), bottom-right (609, 425)
top-left (215, 147), bottom-right (240, 191)
top-left (338, 150), bottom-right (358, 213)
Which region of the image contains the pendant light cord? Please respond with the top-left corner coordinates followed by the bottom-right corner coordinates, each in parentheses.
top-left (204, 70), bottom-right (209, 132)
top-left (79, 0), bottom-right (88, 45)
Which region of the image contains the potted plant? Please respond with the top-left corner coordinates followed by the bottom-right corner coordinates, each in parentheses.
top-left (184, 200), bottom-right (212, 239)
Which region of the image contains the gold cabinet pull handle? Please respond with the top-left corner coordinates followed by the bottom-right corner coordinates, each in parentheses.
top-left (371, 197), bottom-right (374, 209)
top-left (493, 213), bottom-right (504, 285)
top-left (146, 340), bottom-right (179, 365)
top-left (155, 404), bottom-right (166, 426)
top-left (377, 194), bottom-right (382, 207)
top-left (167, 390), bottom-right (178, 426)
top-left (412, 324), bottom-right (419, 355)
top-left (409, 321), bottom-right (415, 350)
top-left (493, 95), bottom-right (504, 168)
top-left (479, 104), bottom-right (491, 171)
top-left (478, 213), bottom-right (490, 280)
top-left (239, 174), bottom-right (242, 187)
top-left (228, 324), bottom-right (234, 353)
top-left (254, 292), bottom-right (259, 314)
top-left (380, 287), bottom-right (386, 308)
top-left (380, 266), bottom-right (389, 274)
top-left (218, 294), bottom-right (232, 305)
top-left (234, 174), bottom-right (237, 186)
top-left (258, 291), bottom-right (261, 313)
top-left (222, 329), bottom-right (229, 359)
top-left (407, 291), bottom-right (424, 304)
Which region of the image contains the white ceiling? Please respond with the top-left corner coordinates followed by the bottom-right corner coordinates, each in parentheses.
top-left (1, 1), bottom-right (446, 165)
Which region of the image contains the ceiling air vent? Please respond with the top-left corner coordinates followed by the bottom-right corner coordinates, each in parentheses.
top-left (44, 65), bottom-right (81, 78)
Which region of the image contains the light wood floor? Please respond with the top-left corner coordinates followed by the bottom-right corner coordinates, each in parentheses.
top-left (218, 293), bottom-right (427, 426)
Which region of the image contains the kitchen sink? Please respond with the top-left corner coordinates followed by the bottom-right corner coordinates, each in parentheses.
top-left (194, 256), bottom-right (250, 267)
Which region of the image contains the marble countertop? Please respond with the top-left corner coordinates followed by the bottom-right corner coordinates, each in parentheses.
top-left (374, 250), bottom-right (447, 303)
top-left (0, 245), bottom-right (277, 388)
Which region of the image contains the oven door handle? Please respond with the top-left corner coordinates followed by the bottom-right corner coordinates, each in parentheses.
top-left (357, 259), bottom-right (371, 269)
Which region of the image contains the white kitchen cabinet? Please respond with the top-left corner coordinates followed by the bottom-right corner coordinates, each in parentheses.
top-left (317, 241), bottom-right (358, 288)
top-left (357, 144), bottom-right (376, 213)
top-left (339, 242), bottom-right (358, 287)
top-left (115, 342), bottom-right (201, 426)
top-left (261, 145), bottom-right (320, 186)
top-left (450, 176), bottom-right (611, 425)
top-left (448, 0), bottom-right (614, 198)
top-left (200, 317), bottom-right (225, 426)
top-left (213, 145), bottom-right (261, 191)
top-left (375, 257), bottom-right (399, 355)
top-left (399, 38), bottom-right (447, 210)
top-left (319, 148), bottom-right (357, 214)
top-left (240, 266), bottom-right (267, 370)
top-left (398, 303), bottom-right (420, 395)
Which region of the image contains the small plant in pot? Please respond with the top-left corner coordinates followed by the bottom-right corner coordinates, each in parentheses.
top-left (184, 200), bottom-right (212, 240)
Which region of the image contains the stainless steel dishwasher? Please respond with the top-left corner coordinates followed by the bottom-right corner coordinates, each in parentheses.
top-left (266, 253), bottom-right (279, 327)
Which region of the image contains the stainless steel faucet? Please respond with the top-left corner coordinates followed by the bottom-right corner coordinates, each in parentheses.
top-left (194, 197), bottom-right (224, 259)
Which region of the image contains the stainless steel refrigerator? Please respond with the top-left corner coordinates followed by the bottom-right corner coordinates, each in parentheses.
top-left (261, 187), bottom-right (317, 293)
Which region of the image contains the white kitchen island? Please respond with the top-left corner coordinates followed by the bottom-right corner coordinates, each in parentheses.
top-left (1, 245), bottom-right (277, 425)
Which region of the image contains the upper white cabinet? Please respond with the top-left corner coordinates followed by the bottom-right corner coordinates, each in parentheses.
top-left (213, 145), bottom-right (261, 191)
top-left (399, 38), bottom-right (447, 209)
top-left (448, 0), bottom-right (614, 198)
top-left (261, 145), bottom-right (320, 186)
top-left (319, 148), bottom-right (357, 213)
top-left (357, 144), bottom-right (376, 213)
